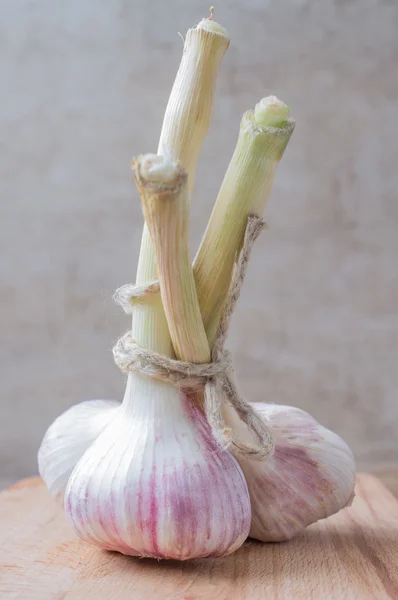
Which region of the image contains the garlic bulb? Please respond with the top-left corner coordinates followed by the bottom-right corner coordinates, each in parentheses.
top-left (38, 399), bottom-right (119, 503)
top-left (41, 396), bottom-right (356, 545)
top-left (65, 381), bottom-right (251, 559)
top-left (226, 403), bottom-right (356, 542)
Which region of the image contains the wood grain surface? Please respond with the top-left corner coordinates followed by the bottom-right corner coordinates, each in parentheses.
top-left (374, 467), bottom-right (398, 500)
top-left (0, 475), bottom-right (397, 600)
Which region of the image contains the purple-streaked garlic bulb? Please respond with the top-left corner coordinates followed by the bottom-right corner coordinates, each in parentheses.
top-left (39, 397), bottom-right (356, 546)
top-left (38, 399), bottom-right (119, 503)
top-left (226, 403), bottom-right (356, 542)
top-left (64, 377), bottom-right (251, 560)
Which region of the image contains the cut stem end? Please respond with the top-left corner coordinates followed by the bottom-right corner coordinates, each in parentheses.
top-left (254, 95), bottom-right (291, 129)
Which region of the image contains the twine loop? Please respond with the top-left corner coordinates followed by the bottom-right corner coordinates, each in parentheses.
top-left (113, 215), bottom-right (274, 461)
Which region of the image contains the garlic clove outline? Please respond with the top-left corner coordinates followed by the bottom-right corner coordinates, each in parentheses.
top-left (38, 399), bottom-right (119, 504)
top-left (225, 403), bottom-right (356, 542)
top-left (65, 378), bottom-right (251, 560)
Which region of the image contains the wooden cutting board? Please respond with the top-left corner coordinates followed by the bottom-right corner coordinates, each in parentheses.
top-left (0, 475), bottom-right (397, 600)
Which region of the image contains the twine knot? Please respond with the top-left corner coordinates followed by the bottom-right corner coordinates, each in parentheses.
top-left (113, 215), bottom-right (274, 461)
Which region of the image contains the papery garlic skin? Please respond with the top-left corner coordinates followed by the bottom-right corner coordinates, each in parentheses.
top-left (227, 403), bottom-right (356, 542)
top-left (65, 379), bottom-right (251, 560)
top-left (38, 399), bottom-right (119, 504)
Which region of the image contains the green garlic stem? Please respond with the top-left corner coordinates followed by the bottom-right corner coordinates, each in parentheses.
top-left (135, 155), bottom-right (211, 365)
top-left (193, 97), bottom-right (295, 347)
top-left (132, 22), bottom-right (229, 357)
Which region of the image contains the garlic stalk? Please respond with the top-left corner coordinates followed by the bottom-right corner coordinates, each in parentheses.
top-left (136, 152), bottom-right (210, 413)
top-left (135, 155), bottom-right (211, 365)
top-left (64, 156), bottom-right (251, 559)
top-left (37, 17), bottom-right (229, 503)
top-left (194, 95), bottom-right (295, 345)
top-left (228, 404), bottom-right (356, 541)
top-left (132, 16), bottom-right (229, 358)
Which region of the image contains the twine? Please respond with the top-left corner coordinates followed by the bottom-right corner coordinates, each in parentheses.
top-left (113, 215), bottom-right (274, 461)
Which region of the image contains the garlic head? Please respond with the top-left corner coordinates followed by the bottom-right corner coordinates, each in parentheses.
top-left (65, 378), bottom-right (251, 560)
top-left (226, 403), bottom-right (356, 542)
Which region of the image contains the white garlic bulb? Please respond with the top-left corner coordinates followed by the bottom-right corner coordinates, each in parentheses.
top-left (38, 399), bottom-right (119, 503)
top-left (226, 403), bottom-right (356, 542)
top-left (64, 376), bottom-right (251, 560)
top-left (40, 398), bottom-right (356, 546)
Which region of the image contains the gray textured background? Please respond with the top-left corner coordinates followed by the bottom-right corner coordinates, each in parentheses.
top-left (1, 0), bottom-right (397, 489)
